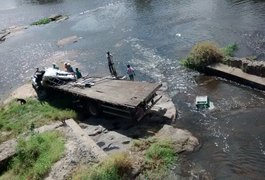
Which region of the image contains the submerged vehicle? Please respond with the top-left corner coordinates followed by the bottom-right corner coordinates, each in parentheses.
top-left (195, 96), bottom-right (210, 109)
top-left (32, 67), bottom-right (162, 121)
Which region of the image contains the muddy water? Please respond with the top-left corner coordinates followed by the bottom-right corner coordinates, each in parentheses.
top-left (1, 0), bottom-right (265, 179)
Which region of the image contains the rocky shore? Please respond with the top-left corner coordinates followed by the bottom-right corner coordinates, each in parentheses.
top-left (0, 83), bottom-right (200, 179)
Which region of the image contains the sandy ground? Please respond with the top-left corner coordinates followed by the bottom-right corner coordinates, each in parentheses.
top-left (3, 83), bottom-right (37, 104)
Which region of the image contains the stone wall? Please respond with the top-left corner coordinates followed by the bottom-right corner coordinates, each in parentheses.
top-left (223, 57), bottom-right (265, 77)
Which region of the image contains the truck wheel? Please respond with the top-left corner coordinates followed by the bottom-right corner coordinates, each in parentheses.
top-left (87, 102), bottom-right (101, 116)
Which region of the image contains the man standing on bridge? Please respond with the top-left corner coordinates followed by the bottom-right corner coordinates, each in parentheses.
top-left (106, 51), bottom-right (117, 78)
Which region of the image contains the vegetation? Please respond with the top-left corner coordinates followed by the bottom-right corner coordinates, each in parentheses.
top-left (145, 140), bottom-right (175, 169)
top-left (143, 139), bottom-right (176, 179)
top-left (221, 43), bottom-right (238, 57)
top-left (72, 152), bottom-right (132, 180)
top-left (132, 137), bottom-right (177, 179)
top-left (0, 98), bottom-right (77, 142)
top-left (0, 131), bottom-right (65, 180)
top-left (31, 18), bottom-right (51, 25)
top-left (72, 137), bottom-right (177, 180)
top-left (181, 41), bottom-right (224, 70)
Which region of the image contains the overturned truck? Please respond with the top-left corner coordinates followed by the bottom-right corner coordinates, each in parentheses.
top-left (32, 68), bottom-right (162, 121)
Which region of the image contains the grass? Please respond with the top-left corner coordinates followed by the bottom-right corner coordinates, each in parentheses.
top-left (131, 138), bottom-right (155, 151)
top-left (143, 139), bottom-right (176, 179)
top-left (0, 131), bottom-right (65, 180)
top-left (131, 138), bottom-right (177, 179)
top-left (72, 138), bottom-right (177, 179)
top-left (31, 18), bottom-right (51, 25)
top-left (72, 152), bottom-right (132, 180)
top-left (0, 98), bottom-right (77, 142)
top-left (181, 41), bottom-right (224, 70)
top-left (145, 140), bottom-right (176, 168)
top-left (221, 43), bottom-right (238, 57)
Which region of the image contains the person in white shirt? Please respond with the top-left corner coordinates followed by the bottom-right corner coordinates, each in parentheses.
top-left (127, 64), bottom-right (135, 81)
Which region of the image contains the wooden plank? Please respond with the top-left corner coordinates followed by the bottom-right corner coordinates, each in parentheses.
top-left (65, 119), bottom-right (107, 160)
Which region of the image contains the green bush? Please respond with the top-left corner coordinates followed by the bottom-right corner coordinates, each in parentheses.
top-left (145, 140), bottom-right (176, 169)
top-left (182, 41), bottom-right (224, 70)
top-left (31, 18), bottom-right (51, 25)
top-left (0, 98), bottom-right (76, 142)
top-left (73, 152), bottom-right (132, 180)
top-left (1, 131), bottom-right (65, 180)
top-left (221, 43), bottom-right (238, 57)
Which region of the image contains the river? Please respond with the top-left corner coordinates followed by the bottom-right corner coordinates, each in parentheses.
top-left (0, 0), bottom-right (265, 179)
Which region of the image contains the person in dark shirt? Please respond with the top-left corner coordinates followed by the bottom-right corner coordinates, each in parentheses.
top-left (106, 51), bottom-right (117, 77)
top-left (75, 68), bottom-right (82, 79)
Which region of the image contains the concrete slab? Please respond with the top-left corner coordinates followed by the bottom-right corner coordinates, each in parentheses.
top-left (207, 63), bottom-right (265, 90)
top-left (65, 119), bottom-right (107, 160)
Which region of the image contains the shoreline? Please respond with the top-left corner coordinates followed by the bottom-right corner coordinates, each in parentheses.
top-left (1, 83), bottom-right (37, 105)
top-left (0, 82), bottom-right (204, 178)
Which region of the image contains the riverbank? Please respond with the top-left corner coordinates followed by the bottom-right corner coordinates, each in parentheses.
top-left (0, 83), bottom-right (201, 179)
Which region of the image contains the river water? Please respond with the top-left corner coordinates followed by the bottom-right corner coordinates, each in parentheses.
top-left (1, 0), bottom-right (265, 179)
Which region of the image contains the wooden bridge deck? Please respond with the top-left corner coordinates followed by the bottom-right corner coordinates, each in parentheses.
top-left (48, 76), bottom-right (162, 108)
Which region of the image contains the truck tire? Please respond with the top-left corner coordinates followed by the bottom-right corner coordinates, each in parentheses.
top-left (87, 102), bottom-right (101, 116)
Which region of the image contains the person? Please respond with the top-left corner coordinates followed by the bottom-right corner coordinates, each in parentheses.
top-left (75, 68), bottom-right (82, 79)
top-left (64, 62), bottom-right (68, 71)
top-left (52, 63), bottom-right (59, 69)
top-left (127, 64), bottom-right (135, 81)
top-left (66, 62), bottom-right (74, 73)
top-left (106, 51), bottom-right (117, 77)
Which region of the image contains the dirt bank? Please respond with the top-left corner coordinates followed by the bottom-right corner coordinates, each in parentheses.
top-left (3, 83), bottom-right (37, 105)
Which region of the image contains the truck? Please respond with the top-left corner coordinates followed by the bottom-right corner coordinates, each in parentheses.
top-left (32, 68), bottom-right (162, 121)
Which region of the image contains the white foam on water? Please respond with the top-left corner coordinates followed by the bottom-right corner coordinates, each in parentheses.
top-left (126, 37), bottom-right (195, 95)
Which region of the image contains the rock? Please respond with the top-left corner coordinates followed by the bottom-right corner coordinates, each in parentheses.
top-left (156, 125), bottom-right (199, 153)
top-left (49, 14), bottom-right (63, 21)
top-left (87, 125), bottom-right (106, 136)
top-left (230, 57), bottom-right (243, 68)
top-left (0, 139), bottom-right (17, 163)
top-left (225, 57), bottom-right (242, 68)
top-left (245, 62), bottom-right (256, 75)
top-left (95, 131), bottom-right (132, 153)
top-left (0, 31), bottom-right (10, 41)
top-left (256, 62), bottom-right (265, 77)
top-left (0, 26), bottom-right (28, 43)
top-left (241, 59), bottom-right (250, 72)
top-left (149, 90), bottom-right (177, 122)
top-left (224, 57), bottom-right (265, 78)
top-left (57, 36), bottom-right (79, 47)
top-left (48, 14), bottom-right (69, 22)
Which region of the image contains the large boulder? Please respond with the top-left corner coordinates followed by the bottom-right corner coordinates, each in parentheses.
top-left (260, 63), bottom-right (265, 77)
top-left (156, 125), bottom-right (199, 153)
